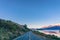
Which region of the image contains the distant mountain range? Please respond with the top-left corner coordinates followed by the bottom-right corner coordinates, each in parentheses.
top-left (37, 26), bottom-right (60, 30)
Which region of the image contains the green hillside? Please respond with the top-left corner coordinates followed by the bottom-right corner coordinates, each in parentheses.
top-left (0, 19), bottom-right (60, 40)
top-left (0, 19), bottom-right (30, 40)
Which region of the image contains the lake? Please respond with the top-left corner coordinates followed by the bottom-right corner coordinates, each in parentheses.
top-left (38, 30), bottom-right (60, 37)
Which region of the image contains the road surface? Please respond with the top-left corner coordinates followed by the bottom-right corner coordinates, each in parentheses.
top-left (13, 31), bottom-right (53, 40)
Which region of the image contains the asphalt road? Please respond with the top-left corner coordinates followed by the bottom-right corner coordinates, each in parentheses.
top-left (13, 31), bottom-right (52, 40)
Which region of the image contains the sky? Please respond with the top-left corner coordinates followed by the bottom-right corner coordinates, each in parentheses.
top-left (0, 0), bottom-right (60, 28)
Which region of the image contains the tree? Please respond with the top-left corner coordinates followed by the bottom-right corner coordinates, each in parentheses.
top-left (24, 24), bottom-right (27, 29)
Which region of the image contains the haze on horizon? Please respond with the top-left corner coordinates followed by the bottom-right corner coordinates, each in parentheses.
top-left (0, 0), bottom-right (60, 28)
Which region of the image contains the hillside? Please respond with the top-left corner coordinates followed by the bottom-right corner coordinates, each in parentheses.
top-left (0, 19), bottom-right (60, 40)
top-left (0, 19), bottom-right (30, 40)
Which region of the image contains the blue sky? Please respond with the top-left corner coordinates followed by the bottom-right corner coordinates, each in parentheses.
top-left (0, 0), bottom-right (60, 28)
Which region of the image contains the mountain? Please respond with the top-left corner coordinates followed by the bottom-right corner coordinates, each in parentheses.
top-left (37, 26), bottom-right (60, 30)
top-left (0, 19), bottom-right (30, 40)
top-left (0, 19), bottom-right (60, 40)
